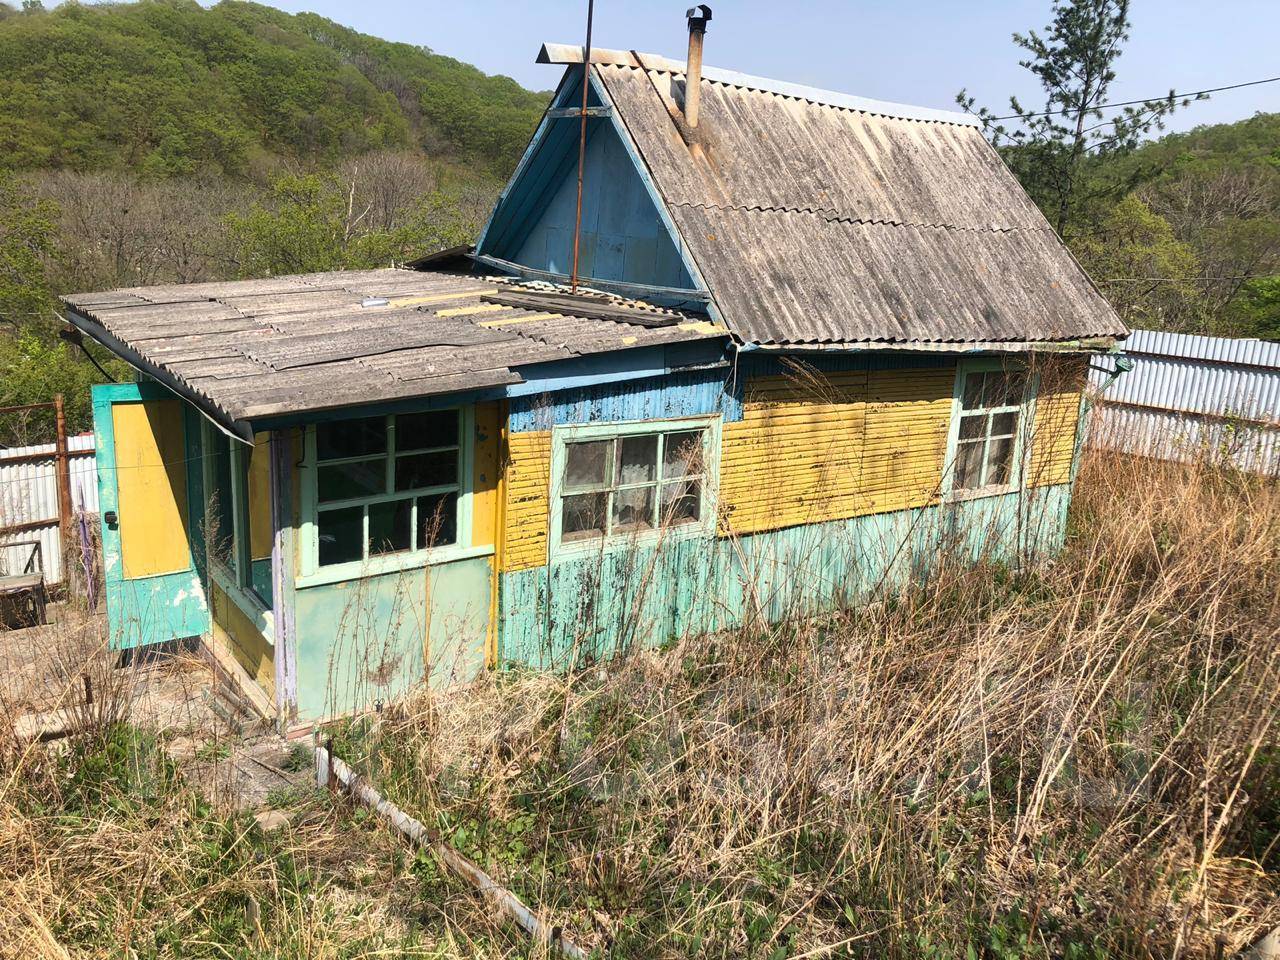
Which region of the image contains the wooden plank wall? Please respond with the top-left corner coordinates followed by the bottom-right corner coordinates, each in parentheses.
top-left (499, 358), bottom-right (1086, 569)
top-left (719, 364), bottom-right (955, 535)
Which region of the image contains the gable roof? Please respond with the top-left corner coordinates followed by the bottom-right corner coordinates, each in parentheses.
top-left (537, 45), bottom-right (1127, 349)
top-left (62, 269), bottom-right (726, 439)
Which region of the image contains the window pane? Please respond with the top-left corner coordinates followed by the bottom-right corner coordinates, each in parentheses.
top-left (961, 372), bottom-right (987, 410)
top-left (397, 410), bottom-right (458, 452)
top-left (318, 458), bottom-right (386, 502)
top-left (612, 485), bottom-right (656, 533)
top-left (662, 430), bottom-right (704, 479)
top-left (985, 437), bottom-right (1015, 487)
top-left (1000, 371), bottom-right (1029, 406)
top-left (991, 411), bottom-right (1019, 437)
top-left (660, 479), bottom-right (701, 526)
top-left (417, 491), bottom-right (458, 548)
top-left (368, 498), bottom-right (412, 555)
top-left (395, 450), bottom-right (458, 491)
top-left (618, 435), bottom-right (658, 485)
top-left (317, 417), bottom-right (386, 461)
top-left (954, 440), bottom-right (984, 490)
top-left (318, 506), bottom-right (363, 566)
top-left (958, 414), bottom-right (987, 441)
top-left (562, 492), bottom-right (608, 542)
top-left (565, 440), bottom-right (612, 490)
top-left (980, 372), bottom-right (1010, 408)
top-left (207, 434), bottom-right (235, 565)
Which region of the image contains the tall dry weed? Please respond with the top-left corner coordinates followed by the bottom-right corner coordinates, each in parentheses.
top-left (339, 451), bottom-right (1280, 958)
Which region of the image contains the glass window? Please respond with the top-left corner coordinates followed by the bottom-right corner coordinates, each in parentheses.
top-left (953, 369), bottom-right (1027, 493)
top-left (312, 410), bottom-right (462, 568)
top-left (557, 424), bottom-right (712, 548)
top-left (203, 427), bottom-right (273, 608)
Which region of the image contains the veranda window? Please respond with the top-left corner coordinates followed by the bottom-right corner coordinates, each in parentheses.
top-left (203, 426), bottom-right (273, 608)
top-left (556, 422), bottom-right (713, 548)
top-left (313, 410), bottom-right (461, 568)
top-left (952, 369), bottom-right (1029, 493)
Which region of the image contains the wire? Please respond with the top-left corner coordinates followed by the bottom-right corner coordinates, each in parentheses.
top-left (1099, 276), bottom-right (1263, 283)
top-left (985, 75), bottom-right (1280, 122)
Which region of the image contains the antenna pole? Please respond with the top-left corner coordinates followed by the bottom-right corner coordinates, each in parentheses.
top-left (569, 0), bottom-right (595, 294)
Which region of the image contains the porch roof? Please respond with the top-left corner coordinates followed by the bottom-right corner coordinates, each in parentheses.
top-left (62, 268), bottom-right (728, 439)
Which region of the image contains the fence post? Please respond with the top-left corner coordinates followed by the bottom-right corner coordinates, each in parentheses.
top-left (54, 394), bottom-right (74, 589)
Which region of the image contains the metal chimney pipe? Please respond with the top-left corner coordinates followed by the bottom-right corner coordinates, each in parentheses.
top-left (684, 5), bottom-right (711, 128)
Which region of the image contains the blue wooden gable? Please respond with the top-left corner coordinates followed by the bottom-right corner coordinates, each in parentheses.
top-left (476, 68), bottom-right (703, 300)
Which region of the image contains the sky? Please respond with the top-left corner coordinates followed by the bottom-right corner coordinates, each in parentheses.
top-left (250, 0), bottom-right (1279, 137)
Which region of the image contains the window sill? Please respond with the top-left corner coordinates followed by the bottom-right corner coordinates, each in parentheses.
top-left (209, 560), bottom-right (274, 644)
top-left (551, 520), bottom-right (713, 564)
top-left (946, 483), bottom-right (1021, 503)
top-left (296, 542), bottom-right (495, 589)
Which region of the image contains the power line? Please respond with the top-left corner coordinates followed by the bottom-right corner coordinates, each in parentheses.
top-left (1099, 275), bottom-right (1264, 284)
top-left (986, 75), bottom-right (1280, 122)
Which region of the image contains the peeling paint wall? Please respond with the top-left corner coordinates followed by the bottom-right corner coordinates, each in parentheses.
top-left (496, 353), bottom-right (1084, 669)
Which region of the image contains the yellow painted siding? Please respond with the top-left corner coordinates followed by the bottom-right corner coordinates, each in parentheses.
top-left (113, 399), bottom-right (191, 578)
top-left (471, 401), bottom-right (502, 548)
top-left (1028, 359), bottom-right (1087, 488)
top-left (502, 430), bottom-right (552, 571)
top-left (719, 365), bottom-right (955, 536)
top-left (210, 581), bottom-right (274, 697)
top-left (247, 432), bottom-right (273, 562)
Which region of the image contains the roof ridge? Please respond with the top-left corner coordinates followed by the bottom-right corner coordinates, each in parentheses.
top-left (671, 202), bottom-right (1020, 234)
top-left (538, 43), bottom-right (982, 128)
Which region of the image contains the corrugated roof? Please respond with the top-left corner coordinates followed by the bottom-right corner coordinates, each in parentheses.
top-left (62, 269), bottom-right (727, 434)
top-left (565, 51), bottom-right (1126, 347)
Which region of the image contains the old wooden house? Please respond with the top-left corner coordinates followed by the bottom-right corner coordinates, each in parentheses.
top-left (62, 32), bottom-right (1125, 725)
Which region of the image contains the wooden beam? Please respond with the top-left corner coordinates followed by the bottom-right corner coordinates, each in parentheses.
top-left (545, 105), bottom-right (612, 118)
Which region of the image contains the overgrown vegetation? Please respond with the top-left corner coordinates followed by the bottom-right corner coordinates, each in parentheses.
top-left (331, 451), bottom-right (1280, 958)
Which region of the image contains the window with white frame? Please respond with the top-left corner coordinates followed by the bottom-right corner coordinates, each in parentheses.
top-left (951, 367), bottom-right (1030, 493)
top-left (555, 420), bottom-right (715, 550)
top-left (311, 410), bottom-right (462, 568)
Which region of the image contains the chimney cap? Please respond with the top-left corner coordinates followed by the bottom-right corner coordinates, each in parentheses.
top-left (686, 5), bottom-right (712, 31)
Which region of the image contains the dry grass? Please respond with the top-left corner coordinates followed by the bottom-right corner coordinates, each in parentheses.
top-left (337, 451), bottom-right (1280, 958)
top-left (1, 449), bottom-right (1276, 958)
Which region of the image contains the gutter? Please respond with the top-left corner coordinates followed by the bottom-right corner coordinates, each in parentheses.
top-left (63, 307), bottom-right (254, 444)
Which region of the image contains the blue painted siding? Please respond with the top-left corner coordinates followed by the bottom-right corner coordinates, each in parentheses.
top-left (509, 122), bottom-right (693, 289)
top-left (499, 484), bottom-right (1073, 670)
top-left (508, 365), bottom-right (743, 433)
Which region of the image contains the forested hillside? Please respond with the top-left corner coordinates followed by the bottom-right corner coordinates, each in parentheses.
top-left (0, 0), bottom-right (547, 177)
top-left (0, 0), bottom-right (549, 439)
top-left (0, 0), bottom-right (1276, 443)
top-left (1066, 112), bottom-right (1280, 340)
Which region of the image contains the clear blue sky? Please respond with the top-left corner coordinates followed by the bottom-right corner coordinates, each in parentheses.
top-left (256, 0), bottom-right (1279, 136)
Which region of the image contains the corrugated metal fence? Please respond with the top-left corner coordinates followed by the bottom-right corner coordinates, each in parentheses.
top-left (1089, 329), bottom-right (1280, 476)
top-left (0, 433), bottom-right (97, 584)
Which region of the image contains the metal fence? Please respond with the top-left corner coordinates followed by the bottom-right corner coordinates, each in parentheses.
top-left (0, 433), bottom-right (98, 585)
top-left (1089, 329), bottom-right (1280, 476)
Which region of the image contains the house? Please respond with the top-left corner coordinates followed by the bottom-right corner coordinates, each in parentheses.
top-left (62, 20), bottom-right (1126, 726)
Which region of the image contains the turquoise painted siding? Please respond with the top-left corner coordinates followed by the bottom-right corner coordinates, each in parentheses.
top-left (499, 484), bottom-right (1072, 669)
top-left (292, 555), bottom-right (491, 721)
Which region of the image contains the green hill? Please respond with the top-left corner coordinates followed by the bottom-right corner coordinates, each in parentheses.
top-left (0, 0), bottom-right (549, 178)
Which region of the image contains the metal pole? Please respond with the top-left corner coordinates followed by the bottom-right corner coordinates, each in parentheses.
top-left (568, 0), bottom-right (595, 294)
top-left (54, 394), bottom-right (74, 586)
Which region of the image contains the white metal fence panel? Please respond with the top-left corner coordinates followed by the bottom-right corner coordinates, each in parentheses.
top-left (0, 433), bottom-right (97, 585)
top-left (1089, 329), bottom-right (1280, 476)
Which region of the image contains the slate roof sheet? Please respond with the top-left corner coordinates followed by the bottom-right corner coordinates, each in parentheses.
top-left (62, 269), bottom-right (726, 431)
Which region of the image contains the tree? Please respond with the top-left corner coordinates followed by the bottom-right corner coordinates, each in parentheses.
top-left (958, 0), bottom-right (1201, 239)
top-left (0, 171), bottom-right (57, 333)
